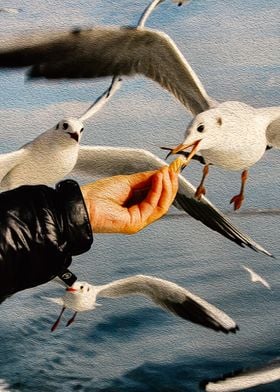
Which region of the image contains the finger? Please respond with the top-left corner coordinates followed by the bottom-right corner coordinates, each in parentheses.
top-left (128, 171), bottom-right (163, 226)
top-left (127, 170), bottom-right (158, 190)
top-left (157, 167), bottom-right (174, 212)
top-left (169, 170), bottom-right (179, 199)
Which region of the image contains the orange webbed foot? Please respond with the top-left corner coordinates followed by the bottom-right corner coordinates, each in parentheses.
top-left (195, 185), bottom-right (206, 200)
top-left (230, 194), bottom-right (244, 211)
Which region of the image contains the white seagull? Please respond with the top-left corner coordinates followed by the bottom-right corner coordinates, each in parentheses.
top-left (0, 77), bottom-right (121, 191)
top-left (0, 117), bottom-right (84, 191)
top-left (202, 359), bottom-right (280, 392)
top-left (72, 145), bottom-right (272, 256)
top-left (45, 275), bottom-right (239, 334)
top-left (242, 265), bottom-right (271, 289)
top-left (1, 26), bottom-right (278, 210)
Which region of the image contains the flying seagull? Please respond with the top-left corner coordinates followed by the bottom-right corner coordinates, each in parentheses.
top-left (1, 26), bottom-right (278, 210)
top-left (202, 359), bottom-right (280, 392)
top-left (45, 275), bottom-right (239, 334)
top-left (242, 265), bottom-right (271, 289)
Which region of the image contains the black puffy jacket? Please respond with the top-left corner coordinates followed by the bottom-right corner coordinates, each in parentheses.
top-left (0, 180), bottom-right (93, 301)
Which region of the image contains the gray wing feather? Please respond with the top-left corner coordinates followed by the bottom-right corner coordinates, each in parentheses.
top-left (0, 27), bottom-right (214, 114)
top-left (96, 275), bottom-right (238, 333)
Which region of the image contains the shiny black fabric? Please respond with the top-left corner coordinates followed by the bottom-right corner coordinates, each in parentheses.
top-left (0, 180), bottom-right (93, 300)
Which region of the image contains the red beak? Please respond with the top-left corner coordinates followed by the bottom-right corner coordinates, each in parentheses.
top-left (66, 287), bottom-right (77, 292)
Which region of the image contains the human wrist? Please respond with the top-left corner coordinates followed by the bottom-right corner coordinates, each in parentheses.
top-left (56, 180), bottom-right (93, 253)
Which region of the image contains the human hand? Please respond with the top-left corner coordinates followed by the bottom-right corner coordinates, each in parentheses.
top-left (80, 166), bottom-right (178, 234)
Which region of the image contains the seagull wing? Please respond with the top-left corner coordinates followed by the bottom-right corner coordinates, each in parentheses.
top-left (95, 275), bottom-right (238, 333)
top-left (203, 359), bottom-right (280, 392)
top-left (242, 265), bottom-right (271, 289)
top-left (72, 145), bottom-right (271, 256)
top-left (0, 149), bottom-right (26, 187)
top-left (0, 27), bottom-right (215, 115)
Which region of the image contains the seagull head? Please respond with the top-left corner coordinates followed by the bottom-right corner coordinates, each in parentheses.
top-left (55, 117), bottom-right (84, 143)
top-left (65, 281), bottom-right (97, 311)
top-left (169, 110), bottom-right (223, 157)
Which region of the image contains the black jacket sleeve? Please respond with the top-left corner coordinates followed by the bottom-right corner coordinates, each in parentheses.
top-left (0, 180), bottom-right (93, 300)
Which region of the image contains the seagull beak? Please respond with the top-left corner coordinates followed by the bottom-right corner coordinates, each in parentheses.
top-left (168, 140), bottom-right (201, 165)
top-left (171, 139), bottom-right (201, 155)
top-left (66, 287), bottom-right (77, 292)
top-left (67, 132), bottom-right (79, 142)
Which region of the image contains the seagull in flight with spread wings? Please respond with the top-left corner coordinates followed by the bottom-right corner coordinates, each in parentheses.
top-left (45, 275), bottom-right (239, 334)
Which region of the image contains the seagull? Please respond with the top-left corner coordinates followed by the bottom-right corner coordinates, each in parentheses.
top-left (71, 145), bottom-right (272, 256)
top-left (202, 359), bottom-right (280, 392)
top-left (0, 77), bottom-right (121, 191)
top-left (45, 275), bottom-right (239, 334)
top-left (242, 265), bottom-right (271, 289)
top-left (0, 117), bottom-right (84, 191)
top-left (1, 27), bottom-right (278, 211)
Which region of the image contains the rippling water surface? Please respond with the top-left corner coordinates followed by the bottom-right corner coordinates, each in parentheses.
top-left (0, 210), bottom-right (280, 391)
top-left (0, 0), bottom-right (279, 390)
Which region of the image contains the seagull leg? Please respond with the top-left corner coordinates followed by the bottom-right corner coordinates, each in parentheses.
top-left (195, 164), bottom-right (209, 200)
top-left (230, 170), bottom-right (248, 211)
top-left (51, 306), bottom-right (65, 332)
top-left (66, 312), bottom-right (77, 327)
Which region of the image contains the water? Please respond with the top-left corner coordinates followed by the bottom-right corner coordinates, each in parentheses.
top-left (0, 0), bottom-right (279, 391)
top-left (0, 211), bottom-right (279, 391)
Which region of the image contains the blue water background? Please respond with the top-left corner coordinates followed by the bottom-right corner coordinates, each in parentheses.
top-left (0, 0), bottom-right (279, 390)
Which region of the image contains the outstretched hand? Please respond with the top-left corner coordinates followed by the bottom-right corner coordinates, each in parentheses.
top-left (81, 166), bottom-right (178, 234)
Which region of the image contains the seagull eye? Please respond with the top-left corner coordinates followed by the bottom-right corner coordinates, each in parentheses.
top-left (197, 124), bottom-right (205, 133)
top-left (80, 285), bottom-right (84, 289)
top-left (63, 122), bottom-right (69, 130)
top-left (87, 287), bottom-right (90, 292)
top-left (80, 127), bottom-right (84, 133)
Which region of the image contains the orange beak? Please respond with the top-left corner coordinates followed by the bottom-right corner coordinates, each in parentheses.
top-left (170, 139), bottom-right (201, 166)
top-left (66, 287), bottom-right (77, 292)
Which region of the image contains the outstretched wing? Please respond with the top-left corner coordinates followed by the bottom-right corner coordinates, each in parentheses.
top-left (96, 274), bottom-right (238, 333)
top-left (72, 145), bottom-right (271, 256)
top-left (0, 27), bottom-right (216, 115)
top-left (202, 359), bottom-right (280, 392)
top-left (0, 149), bottom-right (26, 189)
